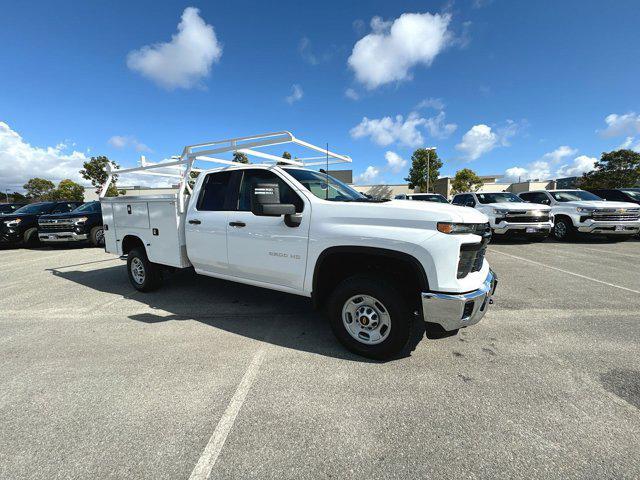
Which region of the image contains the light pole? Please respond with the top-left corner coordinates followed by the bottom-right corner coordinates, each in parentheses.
top-left (425, 147), bottom-right (436, 193)
top-left (4, 189), bottom-right (9, 203)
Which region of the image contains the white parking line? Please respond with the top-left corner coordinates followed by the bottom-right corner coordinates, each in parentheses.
top-left (188, 345), bottom-right (268, 480)
top-left (490, 250), bottom-right (640, 294)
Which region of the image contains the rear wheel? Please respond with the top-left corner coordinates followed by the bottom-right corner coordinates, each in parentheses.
top-left (553, 217), bottom-right (575, 241)
top-left (126, 247), bottom-right (162, 292)
top-left (326, 275), bottom-right (412, 360)
top-left (89, 226), bottom-right (105, 247)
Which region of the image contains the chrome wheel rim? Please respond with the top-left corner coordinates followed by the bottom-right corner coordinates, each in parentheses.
top-left (130, 257), bottom-right (146, 284)
top-left (555, 221), bottom-right (567, 238)
top-left (96, 229), bottom-right (105, 246)
top-left (342, 294), bottom-right (391, 345)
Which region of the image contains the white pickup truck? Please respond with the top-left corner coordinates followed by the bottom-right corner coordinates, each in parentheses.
top-left (451, 191), bottom-right (552, 240)
top-left (99, 132), bottom-right (497, 359)
top-left (519, 189), bottom-right (640, 241)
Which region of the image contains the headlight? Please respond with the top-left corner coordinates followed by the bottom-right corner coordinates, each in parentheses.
top-left (70, 217), bottom-right (88, 224)
top-left (437, 222), bottom-right (479, 234)
top-left (3, 218), bottom-right (21, 227)
top-left (576, 207), bottom-right (596, 213)
top-left (492, 208), bottom-right (509, 215)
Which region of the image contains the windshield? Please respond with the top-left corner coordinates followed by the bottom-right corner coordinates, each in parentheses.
top-left (73, 202), bottom-right (99, 213)
top-left (12, 203), bottom-right (53, 214)
top-left (284, 168), bottom-right (372, 202)
top-left (412, 194), bottom-right (448, 203)
top-left (622, 190), bottom-right (640, 201)
top-left (551, 191), bottom-right (602, 202)
top-left (476, 192), bottom-right (524, 204)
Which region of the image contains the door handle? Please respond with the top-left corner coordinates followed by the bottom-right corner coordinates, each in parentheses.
top-left (229, 221), bottom-right (246, 227)
top-left (188, 219), bottom-right (201, 225)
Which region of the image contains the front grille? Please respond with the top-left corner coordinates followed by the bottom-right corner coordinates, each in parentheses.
top-left (39, 224), bottom-right (73, 232)
top-left (503, 215), bottom-right (550, 223)
top-left (591, 213), bottom-right (640, 221)
top-left (458, 243), bottom-right (487, 279)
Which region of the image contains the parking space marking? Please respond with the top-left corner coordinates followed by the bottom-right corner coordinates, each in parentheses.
top-left (188, 344), bottom-right (269, 480)
top-left (490, 249), bottom-right (640, 294)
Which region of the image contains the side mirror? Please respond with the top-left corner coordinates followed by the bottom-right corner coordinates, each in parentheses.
top-left (251, 183), bottom-right (295, 216)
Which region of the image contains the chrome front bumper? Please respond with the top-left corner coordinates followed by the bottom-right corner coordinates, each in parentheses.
top-left (421, 270), bottom-right (497, 331)
top-left (38, 232), bottom-right (88, 242)
top-left (577, 221), bottom-right (640, 234)
top-left (492, 222), bottom-right (553, 235)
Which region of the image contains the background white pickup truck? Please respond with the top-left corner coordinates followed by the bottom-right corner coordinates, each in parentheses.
top-left (100, 132), bottom-right (497, 359)
top-left (451, 191), bottom-right (552, 240)
top-left (519, 189), bottom-right (640, 241)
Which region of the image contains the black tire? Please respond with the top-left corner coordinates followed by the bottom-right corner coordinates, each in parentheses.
top-left (23, 227), bottom-right (39, 247)
top-left (326, 275), bottom-right (412, 360)
top-left (89, 226), bottom-right (105, 247)
top-left (553, 217), bottom-right (575, 241)
top-left (126, 247), bottom-right (163, 292)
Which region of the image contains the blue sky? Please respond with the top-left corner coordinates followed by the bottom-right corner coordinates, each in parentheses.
top-left (1, 0), bottom-right (640, 191)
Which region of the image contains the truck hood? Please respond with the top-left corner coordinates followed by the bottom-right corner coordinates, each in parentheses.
top-left (39, 211), bottom-right (94, 220)
top-left (1, 213), bottom-right (37, 222)
top-left (559, 200), bottom-right (640, 209)
top-left (481, 202), bottom-right (551, 211)
top-left (347, 199), bottom-right (489, 224)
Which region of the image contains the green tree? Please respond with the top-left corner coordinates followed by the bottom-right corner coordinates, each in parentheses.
top-left (232, 152), bottom-right (249, 164)
top-left (405, 148), bottom-right (442, 193)
top-left (282, 151), bottom-right (292, 160)
top-left (23, 178), bottom-right (55, 199)
top-left (579, 149), bottom-right (640, 189)
top-left (51, 179), bottom-right (85, 201)
top-left (80, 156), bottom-right (121, 196)
top-left (451, 168), bottom-right (484, 194)
top-left (7, 191), bottom-right (27, 202)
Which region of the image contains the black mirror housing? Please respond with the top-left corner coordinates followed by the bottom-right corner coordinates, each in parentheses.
top-left (251, 183), bottom-right (296, 217)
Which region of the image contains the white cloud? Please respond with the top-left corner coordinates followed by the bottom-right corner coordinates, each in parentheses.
top-left (344, 88), bottom-right (360, 100)
top-left (350, 112), bottom-right (426, 147)
top-left (556, 155), bottom-right (597, 177)
top-left (455, 124), bottom-right (497, 160)
top-left (415, 97), bottom-right (445, 110)
top-left (126, 7), bottom-right (222, 90)
top-left (619, 136), bottom-right (640, 152)
top-left (599, 112), bottom-right (640, 137)
top-left (285, 84), bottom-right (304, 104)
top-left (385, 151), bottom-right (407, 173)
top-left (503, 150), bottom-right (596, 182)
top-left (455, 121), bottom-right (521, 160)
top-left (424, 111), bottom-right (457, 139)
top-left (348, 12), bottom-right (452, 89)
top-left (540, 145), bottom-right (577, 164)
top-left (351, 110), bottom-right (456, 147)
top-left (0, 122), bottom-right (88, 191)
top-left (356, 166), bottom-right (381, 184)
top-left (108, 135), bottom-right (152, 152)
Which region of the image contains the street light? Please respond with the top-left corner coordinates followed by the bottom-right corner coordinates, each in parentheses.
top-left (425, 147), bottom-right (436, 193)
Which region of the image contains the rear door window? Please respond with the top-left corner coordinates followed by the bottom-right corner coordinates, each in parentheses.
top-left (197, 171), bottom-right (234, 211)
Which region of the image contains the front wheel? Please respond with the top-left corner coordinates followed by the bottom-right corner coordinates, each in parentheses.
top-left (553, 217), bottom-right (575, 241)
top-left (126, 247), bottom-right (163, 292)
top-left (326, 275), bottom-right (412, 360)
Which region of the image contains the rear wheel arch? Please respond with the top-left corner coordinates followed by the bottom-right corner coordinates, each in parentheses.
top-left (121, 235), bottom-right (146, 256)
top-left (311, 246), bottom-right (429, 309)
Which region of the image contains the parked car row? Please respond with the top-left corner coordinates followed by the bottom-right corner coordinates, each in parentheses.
top-left (395, 188), bottom-right (640, 242)
top-left (0, 200), bottom-right (105, 248)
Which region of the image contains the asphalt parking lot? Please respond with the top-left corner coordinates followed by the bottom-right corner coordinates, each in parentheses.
top-left (1, 238), bottom-right (639, 479)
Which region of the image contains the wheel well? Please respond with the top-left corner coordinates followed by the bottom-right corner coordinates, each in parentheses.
top-left (312, 247), bottom-right (428, 310)
top-left (554, 214), bottom-right (573, 225)
top-left (121, 235), bottom-right (145, 255)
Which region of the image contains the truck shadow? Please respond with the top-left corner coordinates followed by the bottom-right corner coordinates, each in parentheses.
top-left (48, 264), bottom-right (440, 363)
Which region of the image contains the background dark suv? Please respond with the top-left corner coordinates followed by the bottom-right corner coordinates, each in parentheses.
top-left (0, 203), bottom-right (27, 215)
top-left (587, 189), bottom-right (640, 206)
top-left (38, 201), bottom-right (105, 247)
top-left (0, 201), bottom-right (83, 247)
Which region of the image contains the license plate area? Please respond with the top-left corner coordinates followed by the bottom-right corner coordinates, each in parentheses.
top-left (526, 227), bottom-right (538, 233)
top-left (615, 225), bottom-right (624, 232)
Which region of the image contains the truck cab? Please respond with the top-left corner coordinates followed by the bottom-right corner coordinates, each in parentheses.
top-left (451, 191), bottom-right (552, 240)
top-left (519, 189), bottom-right (640, 241)
top-left (99, 132), bottom-right (498, 359)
